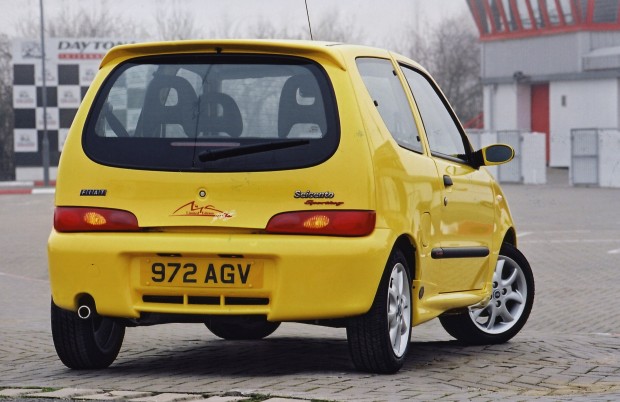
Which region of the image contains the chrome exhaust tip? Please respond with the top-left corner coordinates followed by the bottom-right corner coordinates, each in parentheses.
top-left (77, 305), bottom-right (92, 320)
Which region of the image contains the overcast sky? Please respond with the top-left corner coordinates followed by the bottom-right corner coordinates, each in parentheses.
top-left (0, 0), bottom-right (471, 48)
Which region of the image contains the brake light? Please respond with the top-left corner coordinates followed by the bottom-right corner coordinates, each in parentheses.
top-left (266, 211), bottom-right (375, 236)
top-left (54, 207), bottom-right (139, 232)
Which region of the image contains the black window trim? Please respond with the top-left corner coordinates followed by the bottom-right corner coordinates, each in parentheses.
top-left (398, 62), bottom-right (475, 166)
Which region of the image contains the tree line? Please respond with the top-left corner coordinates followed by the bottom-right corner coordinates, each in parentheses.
top-left (0, 4), bottom-right (480, 180)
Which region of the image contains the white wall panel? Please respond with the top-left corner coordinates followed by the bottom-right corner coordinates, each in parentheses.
top-left (599, 130), bottom-right (620, 187)
top-left (482, 33), bottom-right (584, 79)
top-left (550, 79), bottom-right (619, 167)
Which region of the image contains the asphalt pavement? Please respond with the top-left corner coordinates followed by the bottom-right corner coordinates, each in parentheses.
top-left (1, 168), bottom-right (619, 401)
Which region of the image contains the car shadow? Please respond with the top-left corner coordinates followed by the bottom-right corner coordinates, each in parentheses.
top-left (108, 336), bottom-right (497, 376)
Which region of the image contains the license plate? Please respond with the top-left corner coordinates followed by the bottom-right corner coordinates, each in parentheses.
top-left (140, 258), bottom-right (263, 288)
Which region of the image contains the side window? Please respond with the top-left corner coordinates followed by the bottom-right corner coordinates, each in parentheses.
top-left (401, 66), bottom-right (469, 161)
top-left (356, 58), bottom-right (422, 153)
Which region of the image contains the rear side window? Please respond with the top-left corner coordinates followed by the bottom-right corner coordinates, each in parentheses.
top-left (400, 65), bottom-right (469, 162)
top-left (356, 58), bottom-right (422, 153)
top-left (83, 55), bottom-right (339, 172)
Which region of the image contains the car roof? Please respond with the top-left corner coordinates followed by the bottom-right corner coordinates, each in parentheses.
top-left (100, 39), bottom-right (429, 84)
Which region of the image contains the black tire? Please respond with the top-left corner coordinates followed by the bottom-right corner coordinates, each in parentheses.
top-left (51, 300), bottom-right (125, 369)
top-left (347, 248), bottom-right (412, 374)
top-left (205, 315), bottom-right (280, 340)
top-left (439, 243), bottom-right (534, 345)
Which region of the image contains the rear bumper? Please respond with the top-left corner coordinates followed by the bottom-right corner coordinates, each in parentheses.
top-left (48, 228), bottom-right (393, 322)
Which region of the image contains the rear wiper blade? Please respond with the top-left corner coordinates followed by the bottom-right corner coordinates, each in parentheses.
top-left (198, 139), bottom-right (310, 162)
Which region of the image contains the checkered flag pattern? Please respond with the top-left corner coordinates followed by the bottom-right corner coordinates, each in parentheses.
top-left (13, 62), bottom-right (98, 165)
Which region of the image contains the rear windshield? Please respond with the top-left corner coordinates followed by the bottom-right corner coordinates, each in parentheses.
top-left (83, 55), bottom-right (339, 172)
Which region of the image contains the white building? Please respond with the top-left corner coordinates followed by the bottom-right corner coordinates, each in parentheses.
top-left (468, 0), bottom-right (620, 167)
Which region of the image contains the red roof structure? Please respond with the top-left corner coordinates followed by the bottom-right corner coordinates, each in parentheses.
top-left (467, 0), bottom-right (620, 41)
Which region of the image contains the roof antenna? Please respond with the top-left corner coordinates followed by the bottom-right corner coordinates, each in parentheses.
top-left (305, 0), bottom-right (314, 40)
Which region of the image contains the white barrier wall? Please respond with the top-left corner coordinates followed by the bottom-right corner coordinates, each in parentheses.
top-left (521, 132), bottom-right (547, 184)
top-left (571, 128), bottom-right (620, 188)
top-left (599, 130), bottom-right (620, 188)
top-left (551, 80), bottom-right (620, 168)
top-left (485, 79), bottom-right (620, 169)
top-left (467, 131), bottom-right (547, 184)
top-left (480, 132), bottom-right (500, 180)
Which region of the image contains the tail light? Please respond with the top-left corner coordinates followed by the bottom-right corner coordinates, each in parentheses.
top-left (266, 210), bottom-right (375, 237)
top-left (54, 207), bottom-right (139, 232)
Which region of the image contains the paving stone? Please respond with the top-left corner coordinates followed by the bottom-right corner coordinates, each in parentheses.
top-left (0, 388), bottom-right (42, 397)
top-left (80, 390), bottom-right (155, 400)
top-left (129, 393), bottom-right (200, 402)
top-left (263, 399), bottom-right (304, 402)
top-left (28, 388), bottom-right (104, 398)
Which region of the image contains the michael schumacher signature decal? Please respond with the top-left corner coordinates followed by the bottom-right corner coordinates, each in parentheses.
top-left (171, 201), bottom-right (236, 221)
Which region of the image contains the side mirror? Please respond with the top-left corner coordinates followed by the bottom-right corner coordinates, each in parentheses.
top-left (472, 144), bottom-right (514, 168)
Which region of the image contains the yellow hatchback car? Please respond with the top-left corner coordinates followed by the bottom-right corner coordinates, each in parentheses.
top-left (48, 40), bottom-right (534, 374)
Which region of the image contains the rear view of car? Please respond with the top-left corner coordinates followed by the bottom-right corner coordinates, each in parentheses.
top-left (49, 40), bottom-right (533, 374)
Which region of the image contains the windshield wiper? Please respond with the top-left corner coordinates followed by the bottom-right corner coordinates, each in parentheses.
top-left (198, 139), bottom-right (310, 162)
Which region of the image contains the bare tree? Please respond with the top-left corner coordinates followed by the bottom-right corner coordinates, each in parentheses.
top-left (245, 17), bottom-right (305, 40)
top-left (16, 0), bottom-right (145, 38)
top-left (0, 34), bottom-right (14, 180)
top-left (240, 10), bottom-right (362, 42)
top-left (311, 10), bottom-right (363, 43)
top-left (153, 2), bottom-right (200, 40)
top-left (395, 15), bottom-right (482, 124)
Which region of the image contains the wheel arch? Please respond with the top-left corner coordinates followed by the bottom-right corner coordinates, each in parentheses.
top-left (393, 234), bottom-right (416, 281)
top-left (347, 233), bottom-right (416, 373)
top-left (363, 234), bottom-right (417, 319)
top-left (502, 227), bottom-right (517, 247)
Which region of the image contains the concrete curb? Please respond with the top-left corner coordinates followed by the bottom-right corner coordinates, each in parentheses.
top-left (0, 388), bottom-right (297, 402)
top-left (0, 187), bottom-right (55, 195)
top-left (0, 181), bottom-right (56, 195)
top-left (0, 180), bottom-right (56, 187)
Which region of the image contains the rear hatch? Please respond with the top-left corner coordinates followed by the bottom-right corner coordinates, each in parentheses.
top-left (55, 43), bottom-right (375, 231)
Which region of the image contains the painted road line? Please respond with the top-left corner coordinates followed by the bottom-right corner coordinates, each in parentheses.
top-left (520, 238), bottom-right (620, 244)
top-left (0, 181), bottom-right (35, 188)
top-left (32, 188), bottom-right (56, 195)
top-left (0, 271), bottom-right (49, 283)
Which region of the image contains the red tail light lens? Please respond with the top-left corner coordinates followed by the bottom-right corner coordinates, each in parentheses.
top-left (54, 207), bottom-right (139, 232)
top-left (266, 211), bottom-right (375, 237)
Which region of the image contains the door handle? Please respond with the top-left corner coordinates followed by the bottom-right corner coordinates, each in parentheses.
top-left (443, 175), bottom-right (453, 187)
